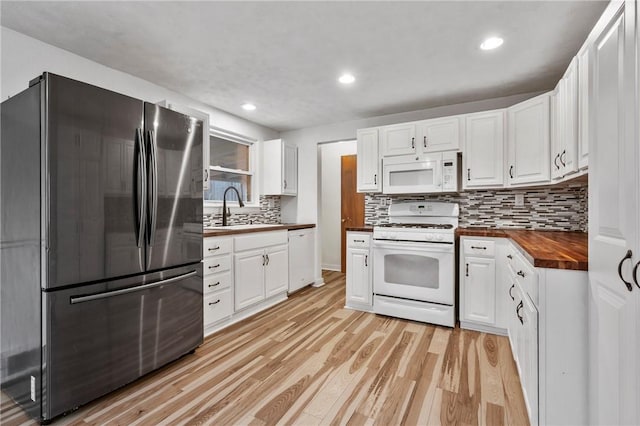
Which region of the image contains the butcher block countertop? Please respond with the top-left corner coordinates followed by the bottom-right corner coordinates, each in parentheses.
top-left (204, 223), bottom-right (315, 237)
top-left (457, 228), bottom-right (588, 271)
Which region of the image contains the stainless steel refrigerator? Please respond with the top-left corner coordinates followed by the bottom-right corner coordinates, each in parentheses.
top-left (0, 73), bottom-right (204, 422)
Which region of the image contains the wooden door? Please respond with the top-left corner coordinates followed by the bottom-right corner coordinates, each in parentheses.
top-left (341, 155), bottom-right (365, 273)
top-left (589, 1), bottom-right (639, 424)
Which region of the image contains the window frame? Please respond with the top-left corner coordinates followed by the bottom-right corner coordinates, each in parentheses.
top-left (204, 126), bottom-right (259, 209)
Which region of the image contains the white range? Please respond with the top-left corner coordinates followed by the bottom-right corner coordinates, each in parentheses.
top-left (372, 201), bottom-right (459, 327)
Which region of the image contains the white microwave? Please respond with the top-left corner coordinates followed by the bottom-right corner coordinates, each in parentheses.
top-left (382, 151), bottom-right (460, 194)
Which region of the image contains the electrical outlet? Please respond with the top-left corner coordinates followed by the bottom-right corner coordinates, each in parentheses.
top-left (515, 194), bottom-right (524, 206)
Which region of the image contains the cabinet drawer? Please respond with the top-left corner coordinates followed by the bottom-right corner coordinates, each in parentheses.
top-left (204, 255), bottom-right (231, 275)
top-left (204, 289), bottom-right (232, 325)
top-left (463, 239), bottom-right (495, 256)
top-left (204, 237), bottom-right (232, 257)
top-left (234, 231), bottom-right (288, 252)
top-left (509, 250), bottom-right (538, 305)
top-left (347, 233), bottom-right (371, 248)
top-left (204, 271), bottom-right (232, 294)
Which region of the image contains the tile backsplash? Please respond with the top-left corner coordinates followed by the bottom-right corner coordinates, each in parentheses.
top-left (204, 196), bottom-right (281, 226)
top-left (365, 180), bottom-right (588, 232)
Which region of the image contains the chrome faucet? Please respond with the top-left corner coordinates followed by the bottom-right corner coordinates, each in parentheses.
top-left (222, 186), bottom-right (245, 226)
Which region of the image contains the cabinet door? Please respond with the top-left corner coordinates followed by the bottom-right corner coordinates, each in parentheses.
top-left (234, 249), bottom-right (265, 310)
top-left (507, 93), bottom-right (551, 185)
top-left (356, 128), bottom-right (381, 192)
top-left (577, 46), bottom-right (590, 170)
top-left (464, 111), bottom-right (504, 188)
top-left (265, 245), bottom-right (289, 298)
top-left (283, 144), bottom-right (297, 195)
top-left (462, 256), bottom-right (496, 324)
top-left (381, 123), bottom-right (416, 157)
top-left (550, 82), bottom-right (565, 181)
top-left (522, 293), bottom-right (539, 426)
top-left (417, 116), bottom-right (461, 153)
top-left (589, 2), bottom-right (639, 425)
top-left (346, 248), bottom-right (372, 307)
top-left (562, 57), bottom-right (579, 177)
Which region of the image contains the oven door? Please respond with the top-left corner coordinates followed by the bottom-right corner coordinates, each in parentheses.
top-left (383, 154), bottom-right (442, 194)
top-left (373, 239), bottom-right (454, 305)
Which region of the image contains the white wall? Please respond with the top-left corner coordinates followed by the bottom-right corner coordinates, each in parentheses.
top-left (280, 90), bottom-right (546, 283)
top-left (319, 141), bottom-right (357, 271)
top-left (0, 27), bottom-right (279, 143)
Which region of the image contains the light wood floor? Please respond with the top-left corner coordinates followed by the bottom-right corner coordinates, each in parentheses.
top-left (1, 270), bottom-right (529, 426)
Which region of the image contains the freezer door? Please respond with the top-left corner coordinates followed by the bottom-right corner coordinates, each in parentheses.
top-left (43, 263), bottom-right (203, 421)
top-left (45, 74), bottom-right (146, 289)
top-left (144, 103), bottom-right (203, 272)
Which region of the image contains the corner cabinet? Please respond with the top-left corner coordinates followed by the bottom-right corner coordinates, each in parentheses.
top-left (345, 232), bottom-right (373, 311)
top-left (463, 110), bottom-right (505, 188)
top-left (551, 57), bottom-right (579, 181)
top-left (506, 93), bottom-right (551, 186)
top-left (356, 128), bottom-right (381, 192)
top-left (261, 139), bottom-right (297, 196)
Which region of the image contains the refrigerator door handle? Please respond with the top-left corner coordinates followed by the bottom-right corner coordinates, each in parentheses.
top-left (147, 130), bottom-right (159, 245)
top-left (70, 270), bottom-right (197, 304)
top-left (135, 128), bottom-right (147, 248)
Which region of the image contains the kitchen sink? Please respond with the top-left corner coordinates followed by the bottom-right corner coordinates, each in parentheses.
top-left (204, 224), bottom-right (282, 230)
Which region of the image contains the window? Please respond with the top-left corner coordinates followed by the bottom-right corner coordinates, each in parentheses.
top-left (205, 130), bottom-right (256, 205)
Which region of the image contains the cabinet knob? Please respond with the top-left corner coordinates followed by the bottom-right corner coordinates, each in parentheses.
top-left (517, 270), bottom-right (525, 278)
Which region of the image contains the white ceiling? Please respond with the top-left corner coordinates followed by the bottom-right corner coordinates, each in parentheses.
top-left (1, 1), bottom-right (607, 132)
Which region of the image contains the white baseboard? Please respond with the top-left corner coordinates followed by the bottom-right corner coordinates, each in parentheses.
top-left (321, 263), bottom-right (341, 271)
top-left (312, 276), bottom-right (325, 287)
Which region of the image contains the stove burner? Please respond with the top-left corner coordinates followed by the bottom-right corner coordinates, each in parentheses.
top-left (377, 223), bottom-right (454, 230)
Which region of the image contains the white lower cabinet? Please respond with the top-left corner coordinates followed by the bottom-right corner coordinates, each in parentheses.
top-left (234, 248), bottom-right (266, 310)
top-left (204, 229), bottom-right (297, 337)
top-left (234, 231), bottom-right (289, 311)
top-left (345, 232), bottom-right (373, 311)
top-left (265, 244), bottom-right (289, 298)
top-left (288, 228), bottom-right (315, 292)
top-left (460, 236), bottom-right (588, 425)
top-left (460, 238), bottom-right (497, 328)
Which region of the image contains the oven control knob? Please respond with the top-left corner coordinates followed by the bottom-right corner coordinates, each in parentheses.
top-left (436, 234), bottom-right (444, 241)
top-left (426, 233), bottom-right (434, 241)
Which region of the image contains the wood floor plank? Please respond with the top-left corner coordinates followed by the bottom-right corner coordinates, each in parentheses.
top-left (0, 271), bottom-right (529, 426)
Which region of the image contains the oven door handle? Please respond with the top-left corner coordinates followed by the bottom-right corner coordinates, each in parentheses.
top-left (373, 240), bottom-right (454, 252)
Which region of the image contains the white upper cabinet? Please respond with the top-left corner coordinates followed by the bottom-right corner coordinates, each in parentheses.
top-left (380, 123), bottom-right (416, 157)
top-left (551, 57), bottom-right (579, 181)
top-left (463, 110), bottom-right (505, 188)
top-left (381, 117), bottom-right (461, 158)
top-left (261, 138), bottom-right (297, 196)
top-left (416, 116), bottom-right (462, 153)
top-left (577, 45), bottom-right (590, 170)
top-left (356, 128), bottom-right (381, 192)
top-left (507, 93), bottom-right (551, 186)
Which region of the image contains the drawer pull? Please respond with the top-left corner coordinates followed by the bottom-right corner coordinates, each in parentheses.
top-left (353, 239), bottom-right (365, 243)
top-left (470, 246), bottom-right (486, 250)
top-left (516, 270), bottom-right (525, 278)
top-left (507, 254), bottom-right (513, 260)
top-left (209, 264), bottom-right (220, 270)
top-left (208, 299), bottom-right (221, 306)
top-left (509, 284), bottom-right (515, 301)
top-left (208, 246), bottom-right (220, 252)
top-left (208, 282), bottom-right (220, 288)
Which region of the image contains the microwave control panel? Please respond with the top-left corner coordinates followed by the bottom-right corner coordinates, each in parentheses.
top-left (441, 151), bottom-right (459, 191)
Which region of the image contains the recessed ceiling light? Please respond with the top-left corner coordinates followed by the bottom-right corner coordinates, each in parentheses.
top-left (480, 37), bottom-right (504, 50)
top-left (338, 73), bottom-right (356, 84)
top-left (242, 103), bottom-right (256, 111)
